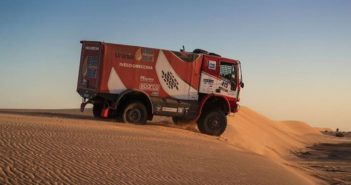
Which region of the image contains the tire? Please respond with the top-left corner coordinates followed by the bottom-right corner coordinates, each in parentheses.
top-left (93, 103), bottom-right (103, 118)
top-left (172, 117), bottom-right (194, 124)
top-left (197, 110), bottom-right (227, 136)
top-left (122, 101), bottom-right (148, 124)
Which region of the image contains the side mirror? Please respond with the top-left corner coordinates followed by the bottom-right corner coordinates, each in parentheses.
top-left (240, 82), bottom-right (244, 88)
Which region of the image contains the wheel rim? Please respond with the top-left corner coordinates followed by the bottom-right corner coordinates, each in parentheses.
top-left (207, 115), bottom-right (221, 130)
top-left (127, 109), bottom-right (142, 122)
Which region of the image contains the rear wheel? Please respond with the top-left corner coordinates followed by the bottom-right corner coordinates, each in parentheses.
top-left (93, 103), bottom-right (103, 118)
top-left (197, 110), bottom-right (227, 136)
top-left (122, 101), bottom-right (148, 124)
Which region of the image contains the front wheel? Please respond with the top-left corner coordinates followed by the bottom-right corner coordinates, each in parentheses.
top-left (197, 111), bottom-right (227, 136)
top-left (122, 101), bottom-right (148, 124)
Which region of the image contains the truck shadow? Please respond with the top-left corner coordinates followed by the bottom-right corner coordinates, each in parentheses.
top-left (147, 120), bottom-right (199, 133)
top-left (0, 109), bottom-right (95, 121)
top-left (0, 109), bottom-right (199, 133)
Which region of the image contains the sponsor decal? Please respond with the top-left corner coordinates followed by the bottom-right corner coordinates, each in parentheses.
top-left (142, 48), bottom-right (154, 62)
top-left (202, 78), bottom-right (214, 89)
top-left (156, 50), bottom-right (198, 100)
top-left (161, 70), bottom-right (179, 90)
top-left (139, 83), bottom-right (160, 91)
top-left (87, 56), bottom-right (99, 78)
top-left (115, 49), bottom-right (134, 60)
top-left (203, 78), bottom-right (214, 85)
top-left (208, 60), bottom-right (216, 70)
top-left (85, 46), bottom-right (99, 51)
top-left (119, 62), bottom-right (153, 70)
top-left (116, 47), bottom-right (154, 62)
top-left (140, 75), bottom-right (154, 82)
top-left (199, 72), bottom-right (217, 94)
top-left (221, 80), bottom-right (229, 89)
top-left (135, 48), bottom-right (142, 61)
top-left (139, 76), bottom-right (159, 92)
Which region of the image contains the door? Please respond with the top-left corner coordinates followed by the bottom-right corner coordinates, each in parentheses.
top-left (199, 56), bottom-right (238, 98)
top-left (199, 56), bottom-right (220, 94)
top-left (218, 61), bottom-right (238, 98)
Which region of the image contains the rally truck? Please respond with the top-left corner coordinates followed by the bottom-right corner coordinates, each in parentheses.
top-left (77, 41), bottom-right (244, 136)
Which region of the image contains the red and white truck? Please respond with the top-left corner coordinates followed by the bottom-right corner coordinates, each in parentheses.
top-left (77, 41), bottom-right (244, 136)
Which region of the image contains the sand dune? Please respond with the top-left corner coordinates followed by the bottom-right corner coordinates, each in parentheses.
top-left (0, 107), bottom-right (333, 184)
top-left (222, 107), bottom-right (331, 159)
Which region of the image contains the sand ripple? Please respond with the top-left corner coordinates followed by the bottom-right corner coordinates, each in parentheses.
top-left (0, 113), bottom-right (313, 185)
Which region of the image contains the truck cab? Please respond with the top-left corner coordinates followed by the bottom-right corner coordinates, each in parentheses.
top-left (199, 55), bottom-right (243, 112)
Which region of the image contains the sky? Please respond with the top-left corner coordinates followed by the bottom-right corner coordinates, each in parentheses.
top-left (0, 0), bottom-right (350, 130)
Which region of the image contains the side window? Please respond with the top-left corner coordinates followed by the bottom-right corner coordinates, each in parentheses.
top-left (220, 62), bottom-right (234, 81)
top-left (220, 62), bottom-right (237, 90)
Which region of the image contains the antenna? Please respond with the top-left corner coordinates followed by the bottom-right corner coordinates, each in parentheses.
top-left (180, 45), bottom-right (185, 52)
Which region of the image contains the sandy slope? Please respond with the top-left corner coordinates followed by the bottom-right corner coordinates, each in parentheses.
top-left (0, 107), bottom-right (330, 184)
top-left (223, 107), bottom-right (331, 159)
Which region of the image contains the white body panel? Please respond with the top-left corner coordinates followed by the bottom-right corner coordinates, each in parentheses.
top-left (108, 68), bottom-right (127, 94)
top-left (155, 50), bottom-right (198, 100)
top-left (199, 72), bottom-right (237, 98)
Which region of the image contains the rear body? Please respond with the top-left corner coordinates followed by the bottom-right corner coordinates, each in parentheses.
top-left (77, 41), bottom-right (244, 135)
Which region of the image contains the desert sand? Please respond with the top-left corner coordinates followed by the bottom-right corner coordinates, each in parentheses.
top-left (0, 107), bottom-right (343, 184)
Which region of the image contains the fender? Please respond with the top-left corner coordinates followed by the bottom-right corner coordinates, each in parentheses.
top-left (114, 89), bottom-right (154, 113)
top-left (195, 94), bottom-right (231, 121)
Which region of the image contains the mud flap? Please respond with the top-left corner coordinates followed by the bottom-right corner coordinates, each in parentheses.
top-left (101, 108), bottom-right (109, 118)
top-left (80, 102), bottom-right (88, 112)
